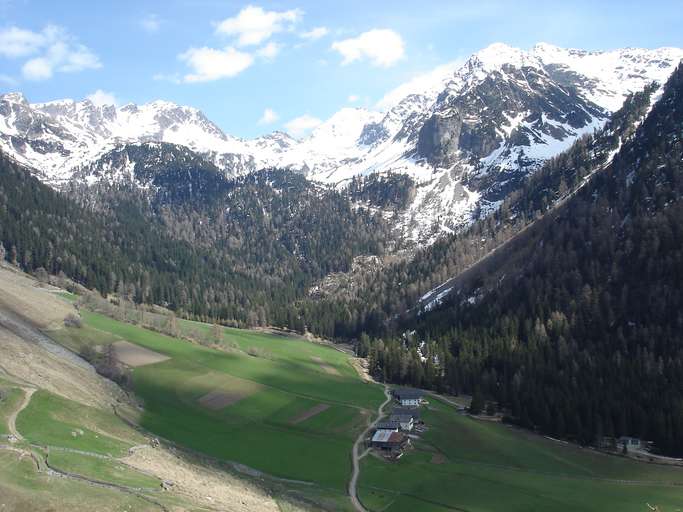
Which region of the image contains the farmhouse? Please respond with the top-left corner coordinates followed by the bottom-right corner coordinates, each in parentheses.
top-left (371, 429), bottom-right (408, 453)
top-left (393, 387), bottom-right (424, 407)
top-left (389, 414), bottom-right (414, 432)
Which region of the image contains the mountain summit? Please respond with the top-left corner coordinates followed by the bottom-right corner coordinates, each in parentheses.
top-left (1, 43), bottom-right (681, 242)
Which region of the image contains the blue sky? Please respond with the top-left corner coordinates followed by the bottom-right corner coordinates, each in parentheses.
top-left (1, 0), bottom-right (682, 138)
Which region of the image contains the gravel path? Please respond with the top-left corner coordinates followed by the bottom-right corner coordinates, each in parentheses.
top-left (349, 384), bottom-right (391, 512)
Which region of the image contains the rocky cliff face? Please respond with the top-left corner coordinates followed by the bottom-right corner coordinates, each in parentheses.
top-left (1, 43), bottom-right (681, 244)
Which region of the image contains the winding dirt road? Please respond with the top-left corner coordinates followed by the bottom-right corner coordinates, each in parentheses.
top-left (349, 384), bottom-right (392, 512)
top-left (7, 387), bottom-right (36, 441)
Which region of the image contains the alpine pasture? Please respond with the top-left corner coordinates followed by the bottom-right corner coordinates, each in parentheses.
top-left (46, 308), bottom-right (683, 511)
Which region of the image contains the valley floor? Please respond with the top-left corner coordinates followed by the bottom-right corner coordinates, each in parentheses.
top-left (0, 264), bottom-right (682, 511)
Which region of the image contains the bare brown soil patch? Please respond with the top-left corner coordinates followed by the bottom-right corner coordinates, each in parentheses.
top-left (198, 389), bottom-right (249, 410)
top-left (311, 356), bottom-right (340, 376)
top-left (0, 264), bottom-right (73, 329)
top-left (112, 341), bottom-right (170, 367)
top-left (430, 453), bottom-right (447, 465)
top-left (349, 357), bottom-right (374, 382)
top-left (289, 403), bottom-right (330, 425)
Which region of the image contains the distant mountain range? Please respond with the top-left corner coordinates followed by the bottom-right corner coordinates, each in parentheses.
top-left (2, 42), bottom-right (682, 243)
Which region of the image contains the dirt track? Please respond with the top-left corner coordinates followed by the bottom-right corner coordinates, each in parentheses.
top-left (349, 384), bottom-right (392, 512)
top-left (7, 387), bottom-right (35, 441)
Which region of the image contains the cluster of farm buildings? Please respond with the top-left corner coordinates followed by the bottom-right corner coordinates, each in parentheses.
top-left (370, 388), bottom-right (425, 457)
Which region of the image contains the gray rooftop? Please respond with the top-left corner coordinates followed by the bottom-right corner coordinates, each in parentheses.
top-left (394, 388), bottom-right (424, 400)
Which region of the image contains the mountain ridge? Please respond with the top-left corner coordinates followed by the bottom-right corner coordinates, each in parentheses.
top-left (2, 42), bottom-right (681, 243)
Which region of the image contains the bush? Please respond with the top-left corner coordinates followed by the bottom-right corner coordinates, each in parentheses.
top-left (64, 313), bottom-right (83, 328)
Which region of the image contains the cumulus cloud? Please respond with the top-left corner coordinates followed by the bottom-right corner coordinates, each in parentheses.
top-left (375, 59), bottom-right (463, 110)
top-left (256, 42), bottom-right (281, 59)
top-left (179, 46), bottom-right (253, 82)
top-left (300, 26), bottom-right (328, 40)
top-left (86, 89), bottom-right (117, 106)
top-left (0, 26), bottom-right (46, 57)
top-left (215, 5), bottom-right (302, 46)
top-left (285, 114), bottom-right (321, 137)
top-left (0, 24), bottom-right (101, 81)
top-left (258, 107), bottom-right (279, 124)
top-left (140, 14), bottom-right (163, 34)
top-left (347, 94), bottom-right (359, 103)
top-left (332, 29), bottom-right (404, 67)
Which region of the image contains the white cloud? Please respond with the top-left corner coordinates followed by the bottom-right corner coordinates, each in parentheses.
top-left (22, 57), bottom-right (52, 80)
top-left (256, 42), bottom-right (281, 59)
top-left (86, 89), bottom-right (117, 106)
top-left (0, 25), bottom-right (101, 81)
top-left (258, 107), bottom-right (279, 124)
top-left (0, 26), bottom-right (45, 57)
top-left (375, 59), bottom-right (463, 110)
top-left (140, 14), bottom-right (162, 34)
top-left (179, 46), bottom-right (253, 83)
top-left (56, 43), bottom-right (101, 72)
top-left (347, 94), bottom-right (359, 103)
top-left (300, 26), bottom-right (328, 40)
top-left (332, 29), bottom-right (404, 67)
top-left (215, 5), bottom-right (302, 47)
top-left (285, 114), bottom-right (321, 137)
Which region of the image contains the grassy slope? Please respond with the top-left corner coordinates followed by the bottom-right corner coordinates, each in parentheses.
top-left (0, 386), bottom-right (23, 436)
top-left (47, 451), bottom-right (160, 489)
top-left (0, 451), bottom-right (164, 512)
top-left (359, 398), bottom-right (683, 512)
top-left (75, 311), bottom-right (384, 492)
top-left (16, 390), bottom-right (144, 456)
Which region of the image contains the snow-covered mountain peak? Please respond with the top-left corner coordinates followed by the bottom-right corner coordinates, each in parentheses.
top-left (470, 42), bottom-right (543, 72)
top-left (306, 107), bottom-right (383, 150)
top-left (531, 44), bottom-right (683, 110)
top-left (2, 42), bottom-right (682, 244)
top-left (1, 92), bottom-right (29, 105)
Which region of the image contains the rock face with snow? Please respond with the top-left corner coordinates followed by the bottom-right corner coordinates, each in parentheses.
top-left (1, 43), bottom-right (681, 243)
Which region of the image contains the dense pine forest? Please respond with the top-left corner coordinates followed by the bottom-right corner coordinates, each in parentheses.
top-left (363, 64), bottom-right (683, 455)
top-left (0, 152), bottom-right (391, 326)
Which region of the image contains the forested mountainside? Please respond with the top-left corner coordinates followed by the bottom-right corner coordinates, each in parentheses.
top-left (304, 81), bottom-right (660, 339)
top-left (0, 152), bottom-right (390, 325)
top-left (363, 64), bottom-right (683, 455)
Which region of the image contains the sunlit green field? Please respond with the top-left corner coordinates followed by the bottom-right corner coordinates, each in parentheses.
top-left (47, 308), bottom-right (683, 511)
top-left (358, 398), bottom-right (683, 512)
top-left (68, 311), bottom-right (383, 497)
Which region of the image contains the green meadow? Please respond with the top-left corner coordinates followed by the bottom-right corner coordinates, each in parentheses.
top-left (358, 398), bottom-right (683, 512)
top-left (65, 310), bottom-right (384, 496)
top-left (17, 390), bottom-right (144, 456)
top-left (46, 309), bottom-right (683, 511)
top-left (0, 451), bottom-right (165, 512)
